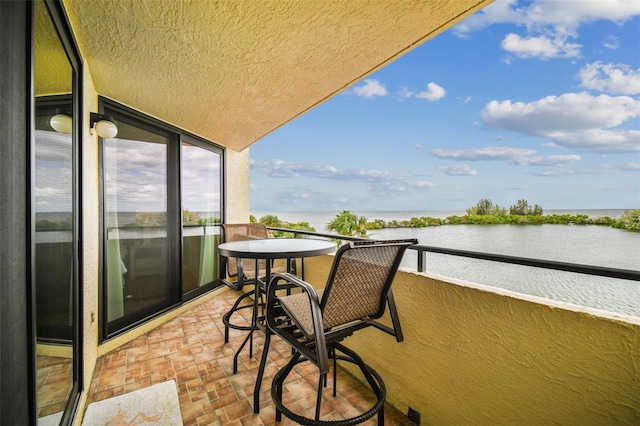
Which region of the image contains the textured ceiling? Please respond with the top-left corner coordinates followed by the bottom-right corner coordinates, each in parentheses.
top-left (63, 0), bottom-right (492, 151)
top-left (35, 0), bottom-right (72, 96)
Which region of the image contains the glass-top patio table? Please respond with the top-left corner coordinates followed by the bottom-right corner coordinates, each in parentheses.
top-left (218, 237), bottom-right (336, 412)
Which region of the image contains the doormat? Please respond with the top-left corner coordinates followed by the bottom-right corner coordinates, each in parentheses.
top-left (82, 380), bottom-right (182, 426)
top-left (39, 411), bottom-right (62, 426)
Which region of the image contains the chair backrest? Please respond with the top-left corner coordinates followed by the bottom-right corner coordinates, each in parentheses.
top-left (222, 223), bottom-right (269, 277)
top-left (320, 239), bottom-right (416, 330)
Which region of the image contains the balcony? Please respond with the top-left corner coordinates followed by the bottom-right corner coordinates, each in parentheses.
top-left (12, 1), bottom-right (637, 424)
top-left (76, 231), bottom-right (639, 425)
top-left (82, 288), bottom-right (414, 425)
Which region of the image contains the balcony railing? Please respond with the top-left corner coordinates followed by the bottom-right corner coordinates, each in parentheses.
top-left (266, 226), bottom-right (639, 424)
top-left (267, 227), bottom-right (640, 282)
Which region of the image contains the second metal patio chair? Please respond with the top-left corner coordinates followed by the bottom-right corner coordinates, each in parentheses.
top-left (263, 238), bottom-right (417, 425)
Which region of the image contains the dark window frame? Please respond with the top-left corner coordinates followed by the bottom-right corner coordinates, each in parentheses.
top-left (180, 133), bottom-right (225, 301)
top-left (34, 1), bottom-right (84, 424)
top-left (97, 97), bottom-right (225, 342)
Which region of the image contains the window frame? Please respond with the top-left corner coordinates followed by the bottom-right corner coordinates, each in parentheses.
top-left (33, 1), bottom-right (84, 423)
top-left (97, 97), bottom-right (225, 341)
top-left (180, 133), bottom-right (225, 301)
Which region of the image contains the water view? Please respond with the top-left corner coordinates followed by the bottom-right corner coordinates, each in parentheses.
top-left (252, 209), bottom-right (640, 318)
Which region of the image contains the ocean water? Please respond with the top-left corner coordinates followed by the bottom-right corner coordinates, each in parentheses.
top-left (252, 209), bottom-right (640, 318)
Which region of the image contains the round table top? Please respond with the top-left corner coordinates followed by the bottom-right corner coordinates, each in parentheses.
top-left (218, 238), bottom-right (336, 259)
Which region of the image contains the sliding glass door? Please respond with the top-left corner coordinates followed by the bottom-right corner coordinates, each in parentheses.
top-left (181, 138), bottom-right (222, 297)
top-left (33, 1), bottom-right (82, 422)
top-left (100, 100), bottom-right (223, 338)
top-left (102, 118), bottom-right (178, 335)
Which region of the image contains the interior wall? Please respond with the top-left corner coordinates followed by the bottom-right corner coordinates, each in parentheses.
top-left (303, 255), bottom-right (640, 424)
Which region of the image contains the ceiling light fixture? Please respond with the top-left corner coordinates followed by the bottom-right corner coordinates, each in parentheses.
top-left (90, 112), bottom-right (118, 138)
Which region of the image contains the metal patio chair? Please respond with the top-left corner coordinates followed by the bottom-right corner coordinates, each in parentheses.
top-left (263, 238), bottom-right (417, 425)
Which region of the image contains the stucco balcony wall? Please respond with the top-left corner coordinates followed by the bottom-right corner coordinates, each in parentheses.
top-left (302, 254), bottom-right (640, 424)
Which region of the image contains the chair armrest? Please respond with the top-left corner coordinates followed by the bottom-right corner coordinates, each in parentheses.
top-left (222, 257), bottom-right (247, 290)
top-left (268, 272), bottom-right (315, 298)
top-left (267, 272), bottom-right (330, 374)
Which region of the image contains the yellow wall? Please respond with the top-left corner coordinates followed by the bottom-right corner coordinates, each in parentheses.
top-left (74, 64), bottom-right (251, 425)
top-left (80, 64), bottom-right (100, 411)
top-left (304, 255), bottom-right (640, 425)
top-left (226, 148), bottom-right (252, 223)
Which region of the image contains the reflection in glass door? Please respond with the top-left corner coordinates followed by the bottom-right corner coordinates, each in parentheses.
top-left (34, 98), bottom-right (75, 420)
top-left (34, 100), bottom-right (74, 342)
top-left (181, 139), bottom-right (222, 296)
top-left (103, 120), bottom-right (172, 331)
top-left (34, 0), bottom-right (80, 421)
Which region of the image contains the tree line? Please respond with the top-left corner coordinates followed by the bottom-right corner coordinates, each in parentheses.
top-left (253, 199), bottom-right (640, 237)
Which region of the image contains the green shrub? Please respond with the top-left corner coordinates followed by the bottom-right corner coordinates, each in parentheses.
top-left (613, 210), bottom-right (640, 231)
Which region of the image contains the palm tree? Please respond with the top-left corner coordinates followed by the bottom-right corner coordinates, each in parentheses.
top-left (258, 214), bottom-right (284, 228)
top-left (326, 210), bottom-right (368, 237)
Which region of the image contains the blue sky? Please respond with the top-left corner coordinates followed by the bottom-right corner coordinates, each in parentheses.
top-left (249, 0), bottom-right (640, 213)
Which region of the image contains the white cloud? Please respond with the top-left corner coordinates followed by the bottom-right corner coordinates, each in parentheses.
top-left (453, 0), bottom-right (525, 36)
top-left (602, 35), bottom-right (620, 50)
top-left (454, 0), bottom-right (640, 60)
top-left (578, 62), bottom-right (640, 95)
top-left (399, 82), bottom-right (446, 101)
top-left (531, 161), bottom-right (640, 177)
top-left (399, 87), bottom-right (413, 99)
top-left (617, 161), bottom-right (640, 171)
top-left (481, 92), bottom-right (640, 153)
top-left (181, 155), bottom-right (221, 212)
top-left (455, 0), bottom-right (640, 36)
top-left (250, 159), bottom-right (435, 193)
top-left (550, 129), bottom-right (640, 153)
top-left (35, 133), bottom-right (73, 213)
top-left (531, 169), bottom-right (576, 177)
top-left (100, 139), bottom-right (169, 212)
top-left (512, 155), bottom-right (581, 166)
top-left (432, 146), bottom-right (583, 168)
top-left (523, 0), bottom-right (640, 27)
top-left (432, 146), bottom-right (536, 161)
top-left (352, 79), bottom-right (388, 98)
top-left (250, 158), bottom-right (338, 178)
top-left (251, 186), bottom-right (335, 213)
top-left (416, 83), bottom-right (446, 101)
top-left (438, 164), bottom-right (478, 176)
top-left (501, 33), bottom-right (581, 60)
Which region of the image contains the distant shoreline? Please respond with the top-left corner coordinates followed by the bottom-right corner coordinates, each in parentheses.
top-left (253, 208), bottom-right (631, 217)
top-left (251, 208), bottom-right (633, 230)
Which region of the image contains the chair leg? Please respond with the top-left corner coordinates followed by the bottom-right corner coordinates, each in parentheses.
top-left (232, 288), bottom-right (261, 374)
top-left (222, 288), bottom-right (256, 343)
top-left (272, 351), bottom-right (301, 423)
top-left (386, 289), bottom-right (404, 342)
top-left (271, 349), bottom-right (385, 425)
top-left (315, 374), bottom-right (325, 421)
top-left (249, 282), bottom-right (266, 360)
top-left (253, 329), bottom-right (271, 413)
top-left (332, 347), bottom-right (337, 397)
top-left (334, 343), bottom-right (381, 395)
